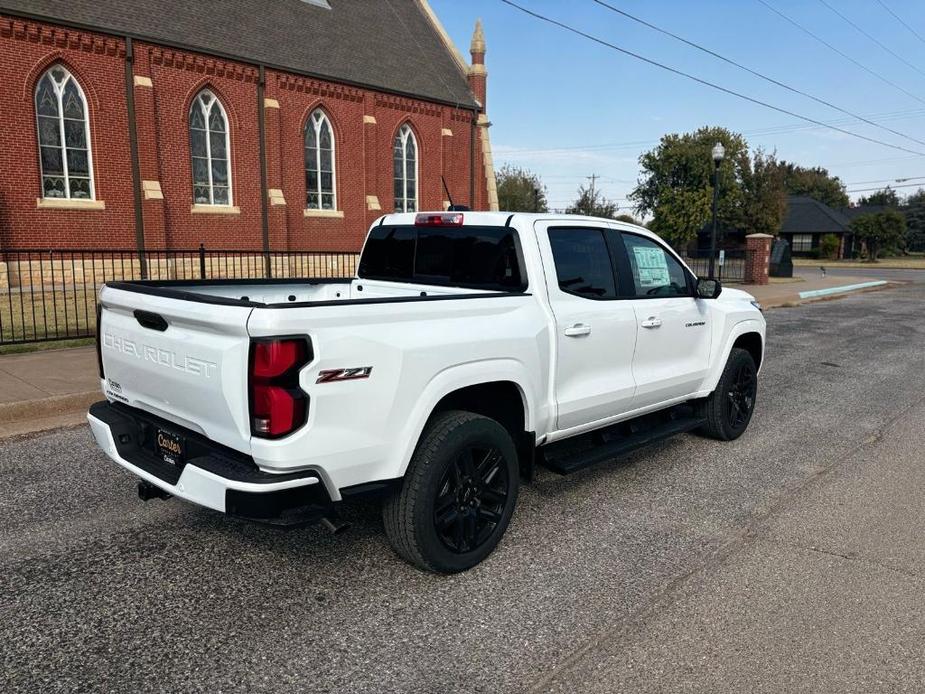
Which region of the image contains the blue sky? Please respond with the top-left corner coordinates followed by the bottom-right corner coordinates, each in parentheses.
top-left (430, 0), bottom-right (925, 210)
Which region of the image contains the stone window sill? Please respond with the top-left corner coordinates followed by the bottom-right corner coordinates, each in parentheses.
top-left (303, 209), bottom-right (344, 218)
top-left (191, 204), bottom-right (241, 215)
top-left (36, 198), bottom-right (105, 210)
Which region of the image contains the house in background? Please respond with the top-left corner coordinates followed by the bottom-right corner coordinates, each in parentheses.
top-left (779, 195), bottom-right (854, 258)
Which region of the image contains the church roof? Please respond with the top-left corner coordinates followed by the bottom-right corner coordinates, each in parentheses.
top-left (1, 0), bottom-right (479, 108)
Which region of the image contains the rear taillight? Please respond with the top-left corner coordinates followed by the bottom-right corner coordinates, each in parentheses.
top-left (95, 302), bottom-right (104, 379)
top-left (249, 338), bottom-right (311, 438)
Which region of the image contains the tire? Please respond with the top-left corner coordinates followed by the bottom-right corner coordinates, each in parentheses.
top-left (382, 410), bottom-right (520, 573)
top-left (698, 348), bottom-right (758, 441)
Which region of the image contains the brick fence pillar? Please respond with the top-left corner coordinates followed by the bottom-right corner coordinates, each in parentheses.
top-left (745, 233), bottom-right (773, 285)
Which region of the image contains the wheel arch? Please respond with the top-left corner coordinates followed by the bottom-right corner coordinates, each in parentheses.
top-left (392, 361), bottom-right (537, 481)
top-left (732, 331), bottom-right (763, 371)
top-left (701, 319), bottom-right (765, 394)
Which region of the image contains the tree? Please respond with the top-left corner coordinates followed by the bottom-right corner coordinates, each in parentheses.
top-left (566, 183), bottom-right (619, 218)
top-left (776, 162), bottom-right (849, 208)
top-left (903, 188), bottom-right (925, 252)
top-left (496, 165), bottom-right (548, 212)
top-left (858, 187), bottom-right (900, 207)
top-left (850, 210), bottom-right (907, 261)
top-left (614, 213), bottom-right (642, 225)
top-left (741, 148), bottom-right (787, 237)
top-left (630, 126), bottom-right (785, 245)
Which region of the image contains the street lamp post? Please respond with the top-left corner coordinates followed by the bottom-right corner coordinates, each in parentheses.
top-left (708, 142), bottom-right (725, 278)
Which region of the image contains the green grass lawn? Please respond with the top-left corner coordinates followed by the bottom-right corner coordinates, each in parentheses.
top-left (0, 287), bottom-right (97, 348)
top-left (793, 256), bottom-right (925, 269)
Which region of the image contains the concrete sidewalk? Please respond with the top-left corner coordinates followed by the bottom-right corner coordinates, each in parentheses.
top-left (0, 346), bottom-right (99, 438)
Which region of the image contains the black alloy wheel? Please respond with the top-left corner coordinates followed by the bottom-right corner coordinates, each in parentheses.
top-left (697, 347), bottom-right (759, 441)
top-left (726, 358), bottom-right (757, 431)
top-left (382, 410), bottom-right (520, 573)
top-left (433, 445), bottom-right (510, 554)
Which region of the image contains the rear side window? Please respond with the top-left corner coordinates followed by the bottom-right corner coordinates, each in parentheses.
top-left (547, 228), bottom-right (617, 299)
top-left (359, 225), bottom-right (525, 291)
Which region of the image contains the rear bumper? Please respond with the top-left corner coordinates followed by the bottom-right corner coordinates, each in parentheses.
top-left (88, 400), bottom-right (332, 522)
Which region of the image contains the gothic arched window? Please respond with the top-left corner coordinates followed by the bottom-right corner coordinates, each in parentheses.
top-left (189, 90), bottom-right (232, 205)
top-left (393, 124), bottom-right (418, 212)
top-left (35, 66), bottom-right (94, 199)
top-left (305, 109), bottom-right (336, 210)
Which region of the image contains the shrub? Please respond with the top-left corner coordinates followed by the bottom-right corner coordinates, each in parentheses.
top-left (819, 234), bottom-right (840, 259)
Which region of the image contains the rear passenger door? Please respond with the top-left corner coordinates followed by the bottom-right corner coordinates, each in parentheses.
top-left (537, 222), bottom-right (637, 431)
top-left (614, 231), bottom-right (712, 408)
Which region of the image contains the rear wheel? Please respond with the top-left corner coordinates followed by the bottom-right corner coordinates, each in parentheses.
top-left (698, 348), bottom-right (758, 441)
top-left (383, 410), bottom-right (519, 573)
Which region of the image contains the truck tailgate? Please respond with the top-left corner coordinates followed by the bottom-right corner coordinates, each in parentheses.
top-left (98, 286), bottom-right (255, 453)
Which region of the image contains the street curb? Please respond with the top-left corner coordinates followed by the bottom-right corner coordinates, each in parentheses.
top-left (763, 281), bottom-right (897, 309)
top-left (0, 390), bottom-right (99, 425)
top-left (798, 280), bottom-right (888, 299)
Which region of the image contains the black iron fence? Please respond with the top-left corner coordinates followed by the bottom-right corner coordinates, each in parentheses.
top-left (682, 249), bottom-right (746, 283)
top-left (0, 246), bottom-right (359, 345)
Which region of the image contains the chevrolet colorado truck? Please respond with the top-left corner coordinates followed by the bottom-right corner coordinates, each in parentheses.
top-left (88, 211), bottom-right (765, 572)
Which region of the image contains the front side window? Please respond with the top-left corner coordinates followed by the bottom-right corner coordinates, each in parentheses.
top-left (621, 233), bottom-right (689, 298)
top-left (359, 225), bottom-right (524, 291)
top-left (305, 109), bottom-right (335, 210)
top-left (547, 228), bottom-right (617, 299)
top-left (393, 124), bottom-right (418, 212)
top-left (189, 90), bottom-right (231, 205)
top-left (35, 65), bottom-right (94, 199)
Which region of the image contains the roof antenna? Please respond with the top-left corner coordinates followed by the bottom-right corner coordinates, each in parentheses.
top-left (442, 176), bottom-right (469, 211)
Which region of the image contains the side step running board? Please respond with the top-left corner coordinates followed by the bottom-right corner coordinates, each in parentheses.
top-left (540, 413), bottom-right (705, 475)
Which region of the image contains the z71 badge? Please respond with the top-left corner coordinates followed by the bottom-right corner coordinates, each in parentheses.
top-left (316, 367), bottom-right (373, 383)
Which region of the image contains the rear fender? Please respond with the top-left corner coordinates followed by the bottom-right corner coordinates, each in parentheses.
top-left (391, 359), bottom-right (537, 479)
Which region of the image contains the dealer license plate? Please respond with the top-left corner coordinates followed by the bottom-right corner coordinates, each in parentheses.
top-left (156, 428), bottom-right (184, 466)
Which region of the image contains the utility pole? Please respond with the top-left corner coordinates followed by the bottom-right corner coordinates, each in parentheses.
top-left (586, 173), bottom-right (599, 199)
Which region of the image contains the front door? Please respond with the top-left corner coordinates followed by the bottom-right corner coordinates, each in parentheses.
top-left (538, 223), bottom-right (637, 431)
top-left (617, 232), bottom-right (713, 409)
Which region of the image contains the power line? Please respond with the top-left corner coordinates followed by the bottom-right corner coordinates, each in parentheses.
top-left (499, 0), bottom-right (925, 157)
top-left (590, 0), bottom-right (925, 148)
top-left (817, 0), bottom-right (925, 79)
top-left (875, 0), bottom-right (925, 46)
top-left (497, 107), bottom-right (925, 158)
top-left (755, 0), bottom-right (925, 107)
top-left (847, 181), bottom-right (925, 193)
top-left (844, 175), bottom-right (925, 186)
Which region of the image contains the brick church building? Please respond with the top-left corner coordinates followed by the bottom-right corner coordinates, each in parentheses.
top-left (0, 0), bottom-right (498, 254)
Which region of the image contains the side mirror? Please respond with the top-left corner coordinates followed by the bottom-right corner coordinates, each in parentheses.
top-left (696, 277), bottom-right (722, 299)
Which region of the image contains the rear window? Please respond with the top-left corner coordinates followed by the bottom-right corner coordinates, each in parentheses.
top-left (358, 225), bottom-right (526, 291)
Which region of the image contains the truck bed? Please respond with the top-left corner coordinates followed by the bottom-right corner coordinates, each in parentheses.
top-left (105, 277), bottom-right (507, 308)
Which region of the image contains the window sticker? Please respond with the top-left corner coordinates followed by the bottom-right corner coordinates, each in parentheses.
top-left (633, 246), bottom-right (670, 287)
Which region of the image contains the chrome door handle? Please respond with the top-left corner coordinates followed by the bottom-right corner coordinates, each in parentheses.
top-left (640, 316), bottom-right (662, 329)
top-left (564, 323), bottom-right (592, 337)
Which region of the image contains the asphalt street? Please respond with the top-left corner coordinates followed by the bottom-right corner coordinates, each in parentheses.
top-left (2, 283), bottom-right (924, 693)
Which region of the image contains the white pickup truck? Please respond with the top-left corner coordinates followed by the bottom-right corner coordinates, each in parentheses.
top-left (89, 211), bottom-right (764, 572)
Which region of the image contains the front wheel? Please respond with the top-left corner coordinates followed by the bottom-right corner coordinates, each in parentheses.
top-left (383, 410), bottom-right (520, 573)
top-left (698, 347), bottom-right (758, 441)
